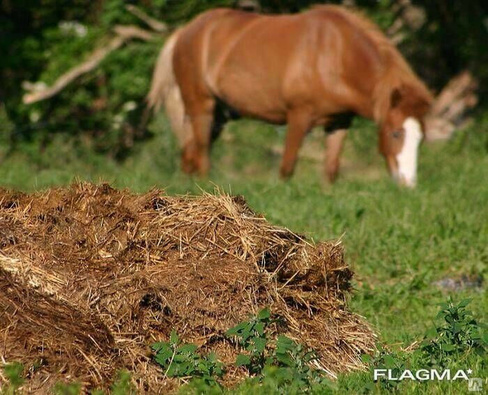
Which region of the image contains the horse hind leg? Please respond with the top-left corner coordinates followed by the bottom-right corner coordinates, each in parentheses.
top-left (324, 113), bottom-right (353, 183)
top-left (180, 121), bottom-right (197, 174)
top-left (325, 129), bottom-right (348, 183)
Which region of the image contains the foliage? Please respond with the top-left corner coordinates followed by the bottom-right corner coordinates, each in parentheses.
top-left (418, 298), bottom-right (487, 368)
top-left (361, 346), bottom-right (407, 391)
top-left (1, 0), bottom-right (164, 156)
top-left (151, 331), bottom-right (224, 386)
top-left (226, 308), bottom-right (330, 391)
top-left (226, 307), bottom-right (272, 375)
top-left (151, 308), bottom-right (329, 392)
top-left (174, 297), bottom-right (487, 393)
top-left (16, 19), bottom-right (162, 157)
top-left (268, 336), bottom-right (330, 389)
top-left (359, 297), bottom-right (487, 393)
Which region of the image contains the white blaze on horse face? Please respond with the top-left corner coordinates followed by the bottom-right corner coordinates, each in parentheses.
top-left (396, 117), bottom-right (423, 187)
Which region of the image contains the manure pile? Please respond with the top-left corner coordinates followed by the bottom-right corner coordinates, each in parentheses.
top-left (0, 183), bottom-right (375, 393)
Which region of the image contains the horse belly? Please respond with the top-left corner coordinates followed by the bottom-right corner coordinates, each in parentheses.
top-left (215, 74), bottom-right (287, 123)
top-left (206, 17), bottom-right (305, 124)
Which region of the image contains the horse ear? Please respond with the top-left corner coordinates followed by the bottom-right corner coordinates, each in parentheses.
top-left (390, 87), bottom-right (403, 109)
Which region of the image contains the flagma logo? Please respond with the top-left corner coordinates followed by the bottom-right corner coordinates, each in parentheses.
top-left (373, 369), bottom-right (473, 382)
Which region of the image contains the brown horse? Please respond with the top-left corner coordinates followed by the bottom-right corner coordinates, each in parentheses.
top-left (148, 5), bottom-right (432, 187)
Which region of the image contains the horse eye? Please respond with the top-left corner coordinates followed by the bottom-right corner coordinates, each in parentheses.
top-left (392, 130), bottom-right (403, 139)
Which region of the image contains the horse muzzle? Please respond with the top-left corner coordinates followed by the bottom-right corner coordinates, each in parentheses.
top-left (394, 171), bottom-right (417, 188)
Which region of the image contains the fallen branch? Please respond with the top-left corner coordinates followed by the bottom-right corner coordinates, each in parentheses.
top-left (387, 0), bottom-right (426, 45)
top-left (22, 25), bottom-right (157, 105)
top-left (125, 4), bottom-right (168, 32)
top-left (112, 25), bottom-right (156, 41)
top-left (425, 71), bottom-right (478, 141)
top-left (430, 71), bottom-right (478, 119)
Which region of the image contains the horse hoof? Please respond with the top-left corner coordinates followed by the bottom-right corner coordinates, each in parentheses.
top-left (279, 168), bottom-right (293, 180)
top-left (181, 161), bottom-right (196, 175)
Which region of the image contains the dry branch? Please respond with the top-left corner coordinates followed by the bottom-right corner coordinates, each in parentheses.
top-left (430, 71), bottom-right (478, 118)
top-left (425, 71), bottom-right (478, 141)
top-left (386, 0), bottom-right (427, 45)
top-left (112, 24), bottom-right (156, 41)
top-left (22, 25), bottom-right (157, 105)
top-left (237, 0), bottom-right (261, 11)
top-left (125, 4), bottom-right (168, 32)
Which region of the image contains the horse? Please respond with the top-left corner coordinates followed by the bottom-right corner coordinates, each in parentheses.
top-left (148, 5), bottom-right (433, 187)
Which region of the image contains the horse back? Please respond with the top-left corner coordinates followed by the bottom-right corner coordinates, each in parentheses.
top-left (173, 9), bottom-right (293, 122)
top-left (172, 7), bottom-right (418, 124)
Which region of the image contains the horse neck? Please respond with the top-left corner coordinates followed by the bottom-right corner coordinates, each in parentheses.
top-left (372, 51), bottom-right (423, 124)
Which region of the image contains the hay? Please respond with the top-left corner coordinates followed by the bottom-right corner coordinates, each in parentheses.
top-left (0, 183), bottom-right (375, 392)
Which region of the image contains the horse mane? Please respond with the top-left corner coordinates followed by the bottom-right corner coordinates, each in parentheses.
top-left (310, 5), bottom-right (433, 122)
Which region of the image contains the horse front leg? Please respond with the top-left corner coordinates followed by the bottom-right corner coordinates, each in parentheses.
top-left (279, 110), bottom-right (313, 179)
top-left (325, 129), bottom-right (348, 183)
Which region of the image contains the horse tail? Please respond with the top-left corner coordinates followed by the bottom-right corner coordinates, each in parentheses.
top-left (147, 29), bottom-right (191, 147)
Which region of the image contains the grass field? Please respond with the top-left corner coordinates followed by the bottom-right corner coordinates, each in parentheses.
top-left (1, 114), bottom-right (487, 394)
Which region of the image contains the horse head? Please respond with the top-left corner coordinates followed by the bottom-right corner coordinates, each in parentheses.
top-left (379, 84), bottom-right (432, 187)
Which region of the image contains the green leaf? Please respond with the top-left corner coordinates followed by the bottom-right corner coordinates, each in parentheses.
top-left (425, 327), bottom-right (438, 339)
top-left (276, 335), bottom-right (294, 354)
top-left (241, 326), bottom-right (252, 342)
top-left (275, 353), bottom-right (294, 367)
top-left (179, 344), bottom-right (198, 354)
top-left (151, 341), bottom-right (169, 352)
top-left (235, 354), bottom-right (251, 367)
top-left (253, 337), bottom-right (267, 353)
top-left (257, 308), bottom-right (270, 320)
top-left (169, 330), bottom-right (179, 345)
top-left (264, 356), bottom-right (274, 367)
top-left (173, 354), bottom-right (187, 363)
top-left (457, 299), bottom-right (472, 308)
top-left (383, 355), bottom-right (397, 368)
top-left (255, 322), bottom-right (265, 336)
top-left (154, 350), bottom-right (172, 365)
top-left (166, 364), bottom-right (177, 377)
top-left (226, 322), bottom-right (247, 337)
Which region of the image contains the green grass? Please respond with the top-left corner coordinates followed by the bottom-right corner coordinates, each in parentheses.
top-left (0, 114), bottom-right (487, 394)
